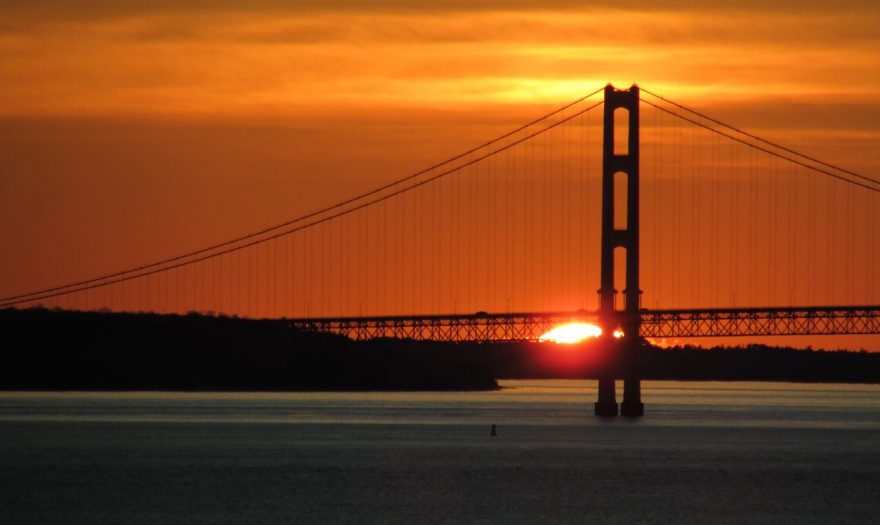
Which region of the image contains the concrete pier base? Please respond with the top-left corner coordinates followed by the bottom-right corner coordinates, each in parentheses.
top-left (594, 377), bottom-right (619, 417)
top-left (620, 378), bottom-right (644, 417)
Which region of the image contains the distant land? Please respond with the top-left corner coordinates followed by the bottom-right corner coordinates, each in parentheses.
top-left (1, 307), bottom-right (878, 391)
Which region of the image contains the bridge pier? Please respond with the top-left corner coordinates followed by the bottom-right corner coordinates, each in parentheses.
top-left (594, 377), bottom-right (619, 416)
top-left (621, 378), bottom-right (644, 417)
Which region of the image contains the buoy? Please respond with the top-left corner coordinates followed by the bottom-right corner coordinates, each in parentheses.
top-left (490, 424), bottom-right (497, 437)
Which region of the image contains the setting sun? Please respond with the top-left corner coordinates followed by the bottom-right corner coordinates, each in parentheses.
top-left (539, 322), bottom-right (603, 344)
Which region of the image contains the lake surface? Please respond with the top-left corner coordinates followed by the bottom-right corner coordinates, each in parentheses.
top-left (1, 381), bottom-right (878, 524)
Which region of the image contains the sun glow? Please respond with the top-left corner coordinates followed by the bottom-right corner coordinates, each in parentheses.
top-left (539, 322), bottom-right (603, 344)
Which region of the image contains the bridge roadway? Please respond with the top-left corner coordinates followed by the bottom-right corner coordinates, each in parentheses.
top-left (289, 305), bottom-right (880, 342)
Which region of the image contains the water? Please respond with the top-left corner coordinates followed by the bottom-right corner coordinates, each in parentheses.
top-left (1, 381), bottom-right (878, 524)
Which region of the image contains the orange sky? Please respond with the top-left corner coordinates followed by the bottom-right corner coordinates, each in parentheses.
top-left (1, 1), bottom-right (878, 349)
top-left (0, 2), bottom-right (879, 118)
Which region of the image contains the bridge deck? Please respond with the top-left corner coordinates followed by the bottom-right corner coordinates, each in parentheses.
top-left (288, 306), bottom-right (880, 342)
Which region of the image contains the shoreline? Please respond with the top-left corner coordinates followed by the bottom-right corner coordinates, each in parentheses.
top-left (2, 307), bottom-right (878, 389)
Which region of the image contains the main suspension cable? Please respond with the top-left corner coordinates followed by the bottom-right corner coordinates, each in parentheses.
top-left (2, 99), bottom-right (606, 308)
top-left (641, 87), bottom-right (880, 187)
top-left (2, 87), bottom-right (606, 304)
top-left (641, 98), bottom-right (880, 193)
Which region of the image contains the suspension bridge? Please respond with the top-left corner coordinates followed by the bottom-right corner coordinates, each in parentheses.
top-left (2, 84), bottom-right (878, 416)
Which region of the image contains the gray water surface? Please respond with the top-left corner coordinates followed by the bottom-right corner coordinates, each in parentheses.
top-left (1, 381), bottom-right (878, 524)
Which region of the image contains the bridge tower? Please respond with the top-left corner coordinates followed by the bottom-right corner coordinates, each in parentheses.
top-left (596, 84), bottom-right (644, 417)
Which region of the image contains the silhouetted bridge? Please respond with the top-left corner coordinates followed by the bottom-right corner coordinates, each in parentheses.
top-left (3, 83), bottom-right (879, 418)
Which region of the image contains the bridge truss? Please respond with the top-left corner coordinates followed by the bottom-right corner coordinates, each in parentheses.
top-left (289, 306), bottom-right (880, 343)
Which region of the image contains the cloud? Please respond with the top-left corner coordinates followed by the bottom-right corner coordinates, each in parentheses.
top-left (1, 0), bottom-right (879, 18)
top-left (0, 6), bottom-right (878, 121)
